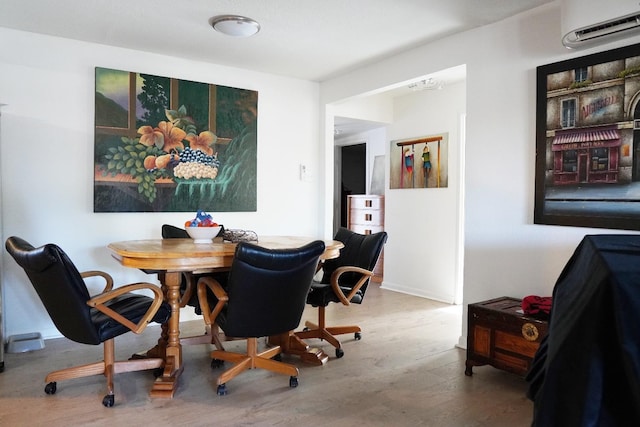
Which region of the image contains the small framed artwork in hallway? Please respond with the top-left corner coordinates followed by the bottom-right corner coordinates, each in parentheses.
top-left (390, 133), bottom-right (448, 189)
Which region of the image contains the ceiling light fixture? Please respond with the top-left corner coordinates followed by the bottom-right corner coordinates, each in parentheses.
top-left (408, 78), bottom-right (444, 91)
top-left (209, 15), bottom-right (260, 37)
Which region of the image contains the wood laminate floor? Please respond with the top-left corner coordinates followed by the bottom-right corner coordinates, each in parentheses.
top-left (0, 285), bottom-right (534, 426)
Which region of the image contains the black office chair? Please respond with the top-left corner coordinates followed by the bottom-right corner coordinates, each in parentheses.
top-left (5, 236), bottom-right (171, 407)
top-left (197, 240), bottom-right (325, 395)
top-left (295, 227), bottom-right (387, 358)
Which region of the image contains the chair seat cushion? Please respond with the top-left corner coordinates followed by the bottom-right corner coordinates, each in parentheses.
top-left (305, 282), bottom-right (364, 307)
top-left (92, 294), bottom-right (171, 342)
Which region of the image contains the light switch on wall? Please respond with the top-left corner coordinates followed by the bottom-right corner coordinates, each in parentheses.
top-left (299, 163), bottom-right (311, 182)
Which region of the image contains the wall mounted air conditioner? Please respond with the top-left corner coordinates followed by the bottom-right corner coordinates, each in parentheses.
top-left (561, 0), bottom-right (640, 49)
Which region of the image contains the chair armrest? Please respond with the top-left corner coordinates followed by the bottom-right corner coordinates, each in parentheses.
top-left (197, 276), bottom-right (228, 327)
top-left (330, 266), bottom-right (374, 306)
top-left (179, 272), bottom-right (195, 308)
top-left (80, 270), bottom-right (114, 293)
top-left (156, 271), bottom-right (194, 307)
top-left (86, 282), bottom-right (165, 334)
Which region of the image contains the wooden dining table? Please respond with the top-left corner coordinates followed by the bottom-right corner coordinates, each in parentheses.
top-left (107, 236), bottom-right (343, 398)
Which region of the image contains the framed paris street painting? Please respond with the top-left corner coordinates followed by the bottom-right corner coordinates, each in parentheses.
top-left (94, 67), bottom-right (258, 212)
top-left (534, 42), bottom-right (640, 231)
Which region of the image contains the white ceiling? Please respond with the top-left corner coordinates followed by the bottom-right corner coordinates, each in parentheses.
top-left (1, 0), bottom-right (551, 140)
top-left (0, 0), bottom-right (552, 82)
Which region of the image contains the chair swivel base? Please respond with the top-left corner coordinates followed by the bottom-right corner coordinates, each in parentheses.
top-left (210, 338), bottom-right (300, 395)
top-left (295, 321), bottom-right (362, 358)
top-left (43, 352), bottom-right (164, 407)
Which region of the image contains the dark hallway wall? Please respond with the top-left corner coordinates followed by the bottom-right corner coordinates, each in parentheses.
top-left (340, 143), bottom-right (366, 226)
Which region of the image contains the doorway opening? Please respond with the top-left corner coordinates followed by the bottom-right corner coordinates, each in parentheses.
top-left (340, 143), bottom-right (366, 227)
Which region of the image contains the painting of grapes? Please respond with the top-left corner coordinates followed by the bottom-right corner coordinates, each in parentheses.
top-left (94, 67), bottom-right (257, 212)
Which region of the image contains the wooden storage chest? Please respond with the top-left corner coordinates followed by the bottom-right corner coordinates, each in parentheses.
top-left (465, 296), bottom-right (548, 377)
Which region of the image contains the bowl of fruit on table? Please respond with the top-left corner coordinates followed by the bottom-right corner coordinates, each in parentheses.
top-left (185, 210), bottom-right (222, 243)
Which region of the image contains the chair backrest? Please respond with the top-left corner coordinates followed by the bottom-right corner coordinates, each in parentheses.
top-left (162, 223), bottom-right (224, 239)
top-left (320, 227), bottom-right (388, 295)
top-left (220, 240), bottom-right (325, 338)
top-left (5, 236), bottom-right (101, 345)
top-left (162, 224), bottom-right (189, 239)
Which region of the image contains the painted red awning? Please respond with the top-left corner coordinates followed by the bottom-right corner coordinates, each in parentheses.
top-left (552, 128), bottom-right (620, 151)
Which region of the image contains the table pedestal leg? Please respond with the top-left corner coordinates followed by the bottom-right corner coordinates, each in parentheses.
top-left (268, 332), bottom-right (328, 366)
top-left (149, 271), bottom-right (183, 397)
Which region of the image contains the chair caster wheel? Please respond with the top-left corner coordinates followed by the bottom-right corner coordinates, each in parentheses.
top-left (289, 376), bottom-right (298, 388)
top-left (335, 348), bottom-right (344, 358)
top-left (45, 382), bottom-right (57, 395)
top-left (102, 394), bottom-right (115, 407)
top-left (217, 383), bottom-right (228, 396)
top-left (354, 332), bottom-right (362, 340)
top-left (211, 358), bottom-right (224, 369)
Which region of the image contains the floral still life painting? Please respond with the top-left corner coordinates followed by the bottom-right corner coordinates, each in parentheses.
top-left (94, 67), bottom-right (258, 212)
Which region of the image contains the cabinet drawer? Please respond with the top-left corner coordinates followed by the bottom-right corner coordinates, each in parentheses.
top-left (493, 351), bottom-right (530, 373)
top-left (349, 224), bottom-right (384, 235)
top-left (494, 330), bottom-right (539, 358)
top-left (349, 208), bottom-right (384, 226)
top-left (349, 197), bottom-right (384, 210)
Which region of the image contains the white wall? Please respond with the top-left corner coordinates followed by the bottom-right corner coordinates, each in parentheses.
top-left (332, 93), bottom-right (395, 125)
top-left (0, 28), bottom-right (323, 339)
top-left (383, 81), bottom-right (465, 303)
top-left (320, 2), bottom-right (640, 346)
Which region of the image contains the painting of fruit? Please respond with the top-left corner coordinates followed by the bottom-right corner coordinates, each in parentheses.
top-left (93, 67), bottom-right (257, 212)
